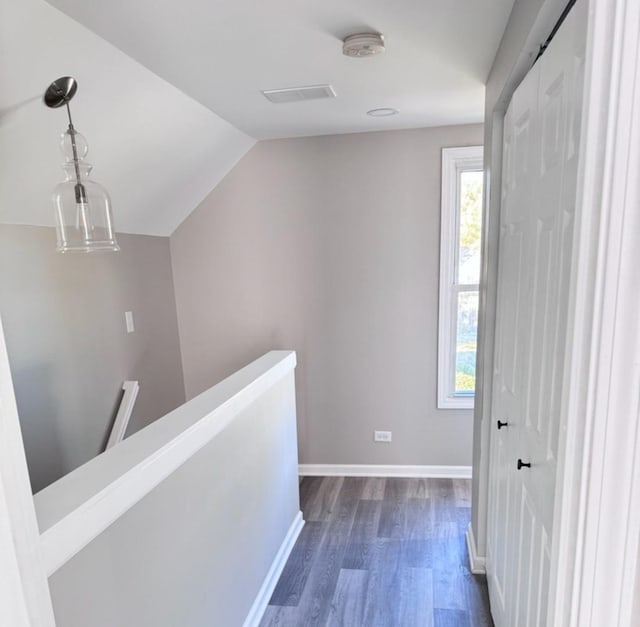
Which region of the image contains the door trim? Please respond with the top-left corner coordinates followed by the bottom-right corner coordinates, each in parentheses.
top-left (548, 0), bottom-right (640, 625)
top-left (0, 317), bottom-right (55, 626)
top-left (465, 523), bottom-right (487, 574)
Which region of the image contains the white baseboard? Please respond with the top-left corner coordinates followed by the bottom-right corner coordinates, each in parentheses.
top-left (243, 511), bottom-right (304, 627)
top-left (298, 464), bottom-right (472, 479)
top-left (465, 522), bottom-right (486, 574)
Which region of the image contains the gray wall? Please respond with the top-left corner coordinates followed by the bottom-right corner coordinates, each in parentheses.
top-left (0, 226), bottom-right (185, 492)
top-left (171, 124), bottom-right (483, 466)
top-left (48, 369), bottom-right (300, 627)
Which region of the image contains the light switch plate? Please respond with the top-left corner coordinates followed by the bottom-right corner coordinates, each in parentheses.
top-left (125, 311), bottom-right (135, 333)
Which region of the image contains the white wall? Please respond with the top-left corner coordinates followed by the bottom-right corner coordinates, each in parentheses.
top-left (171, 124), bottom-right (483, 467)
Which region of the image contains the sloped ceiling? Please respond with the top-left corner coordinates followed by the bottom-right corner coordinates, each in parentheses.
top-left (44, 0), bottom-right (515, 139)
top-left (0, 0), bottom-right (255, 236)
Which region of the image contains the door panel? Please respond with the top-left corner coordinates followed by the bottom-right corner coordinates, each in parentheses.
top-left (485, 2), bottom-right (586, 625)
top-left (513, 485), bottom-right (536, 627)
top-left (486, 61), bottom-right (538, 626)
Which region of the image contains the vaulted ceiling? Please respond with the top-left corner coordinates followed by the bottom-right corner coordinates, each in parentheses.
top-left (1, 0), bottom-right (514, 236)
top-left (0, 0), bottom-right (254, 236)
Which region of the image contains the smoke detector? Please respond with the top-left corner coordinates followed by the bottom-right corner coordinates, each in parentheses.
top-left (342, 33), bottom-right (385, 57)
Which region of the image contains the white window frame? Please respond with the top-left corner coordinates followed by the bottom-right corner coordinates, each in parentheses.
top-left (437, 145), bottom-right (484, 409)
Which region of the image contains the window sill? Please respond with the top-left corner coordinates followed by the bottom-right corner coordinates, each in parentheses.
top-left (437, 395), bottom-right (475, 410)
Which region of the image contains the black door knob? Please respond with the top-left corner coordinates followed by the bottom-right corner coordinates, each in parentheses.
top-left (517, 459), bottom-right (531, 470)
top-left (497, 420), bottom-right (508, 430)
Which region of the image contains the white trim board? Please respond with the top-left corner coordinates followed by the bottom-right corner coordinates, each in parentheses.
top-left (298, 464), bottom-right (472, 479)
top-left (243, 511), bottom-right (304, 627)
top-left (465, 523), bottom-right (486, 574)
top-left (548, 0), bottom-right (640, 625)
top-left (0, 316), bottom-right (55, 625)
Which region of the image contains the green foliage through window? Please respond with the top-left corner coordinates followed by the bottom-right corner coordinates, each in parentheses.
top-left (458, 171), bottom-right (483, 285)
top-left (455, 171), bottom-right (483, 395)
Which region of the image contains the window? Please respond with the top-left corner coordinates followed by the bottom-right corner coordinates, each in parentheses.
top-left (438, 146), bottom-right (484, 409)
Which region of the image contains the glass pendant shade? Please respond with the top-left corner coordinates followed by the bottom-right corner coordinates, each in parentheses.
top-left (52, 128), bottom-right (119, 253)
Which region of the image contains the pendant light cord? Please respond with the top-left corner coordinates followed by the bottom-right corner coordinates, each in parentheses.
top-left (54, 86), bottom-right (86, 203)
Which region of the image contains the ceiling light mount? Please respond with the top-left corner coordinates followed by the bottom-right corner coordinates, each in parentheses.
top-left (342, 33), bottom-right (385, 58)
top-left (44, 76), bottom-right (78, 109)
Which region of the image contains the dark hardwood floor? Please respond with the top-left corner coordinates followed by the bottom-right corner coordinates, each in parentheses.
top-left (260, 476), bottom-right (493, 627)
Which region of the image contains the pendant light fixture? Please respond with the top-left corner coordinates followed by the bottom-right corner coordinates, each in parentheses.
top-left (44, 77), bottom-right (119, 253)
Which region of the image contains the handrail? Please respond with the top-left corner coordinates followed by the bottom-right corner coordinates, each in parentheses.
top-left (34, 350), bottom-right (296, 577)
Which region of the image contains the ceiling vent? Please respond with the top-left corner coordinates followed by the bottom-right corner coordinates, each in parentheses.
top-left (261, 84), bottom-right (337, 104)
top-left (342, 33), bottom-right (385, 57)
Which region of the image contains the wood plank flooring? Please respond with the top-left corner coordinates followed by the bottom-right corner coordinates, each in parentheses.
top-left (260, 477), bottom-right (493, 627)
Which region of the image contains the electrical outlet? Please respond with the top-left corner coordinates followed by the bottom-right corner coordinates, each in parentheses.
top-left (374, 430), bottom-right (392, 443)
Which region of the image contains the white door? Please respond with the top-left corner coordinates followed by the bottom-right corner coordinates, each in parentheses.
top-left (486, 2), bottom-right (587, 626)
top-left (486, 57), bottom-right (536, 627)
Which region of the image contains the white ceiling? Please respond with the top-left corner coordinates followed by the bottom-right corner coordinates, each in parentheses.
top-left (1, 0), bottom-right (254, 236)
top-left (44, 0), bottom-right (515, 139)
